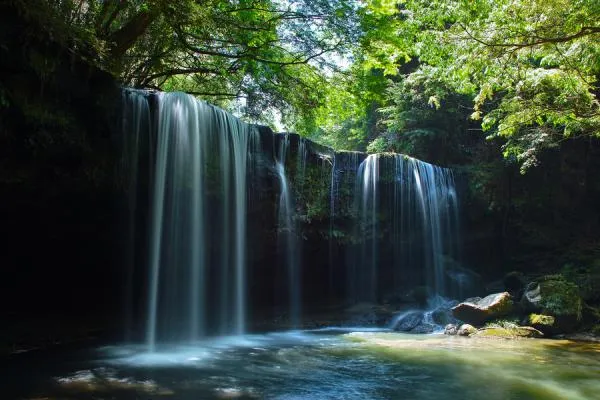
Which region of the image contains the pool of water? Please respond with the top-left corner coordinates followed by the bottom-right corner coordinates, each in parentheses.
top-left (3, 328), bottom-right (599, 400)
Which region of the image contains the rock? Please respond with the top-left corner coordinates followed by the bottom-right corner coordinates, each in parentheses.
top-left (527, 313), bottom-right (556, 335)
top-left (410, 323), bottom-right (436, 334)
top-left (444, 324), bottom-right (458, 335)
top-left (430, 302), bottom-right (459, 326)
top-left (464, 297), bottom-right (482, 304)
top-left (473, 325), bottom-right (543, 339)
top-left (558, 332), bottom-right (600, 343)
top-left (452, 292), bottom-right (513, 326)
top-left (431, 309), bottom-right (452, 325)
top-left (457, 324), bottom-right (477, 336)
top-left (391, 311), bottom-right (423, 332)
top-left (521, 276), bottom-right (582, 333)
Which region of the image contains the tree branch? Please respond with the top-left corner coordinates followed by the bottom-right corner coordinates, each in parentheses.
top-left (459, 23), bottom-right (600, 50)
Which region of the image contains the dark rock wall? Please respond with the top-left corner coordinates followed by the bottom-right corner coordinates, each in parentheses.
top-left (0, 3), bottom-right (122, 334)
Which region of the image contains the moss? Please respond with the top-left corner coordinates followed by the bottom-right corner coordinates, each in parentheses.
top-left (485, 319), bottom-right (521, 329)
top-left (539, 277), bottom-right (582, 321)
top-left (475, 325), bottom-right (543, 338)
top-left (528, 314), bottom-right (555, 327)
top-left (561, 263), bottom-right (600, 303)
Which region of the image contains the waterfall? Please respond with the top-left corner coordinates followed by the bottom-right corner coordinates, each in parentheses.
top-left (354, 155), bottom-right (379, 302)
top-left (121, 89), bottom-right (461, 339)
top-left (350, 154), bottom-right (459, 303)
top-left (123, 90), bottom-right (257, 350)
top-left (275, 134), bottom-right (301, 328)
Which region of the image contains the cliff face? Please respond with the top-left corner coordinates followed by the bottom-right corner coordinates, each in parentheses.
top-left (2, 2), bottom-right (599, 346)
top-left (0, 3), bottom-right (122, 329)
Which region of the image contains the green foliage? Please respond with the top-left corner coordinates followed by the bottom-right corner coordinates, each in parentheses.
top-left (366, 137), bottom-right (388, 153)
top-left (31, 0), bottom-right (360, 125)
top-left (484, 319), bottom-right (521, 330)
top-left (358, 0), bottom-right (600, 169)
top-left (539, 276), bottom-right (583, 320)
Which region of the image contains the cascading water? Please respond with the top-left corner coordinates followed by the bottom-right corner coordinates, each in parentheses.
top-left (122, 89), bottom-right (460, 339)
top-left (275, 134), bottom-right (301, 328)
top-left (353, 155), bottom-right (379, 302)
top-left (350, 154), bottom-right (459, 303)
top-left (123, 90), bottom-right (257, 350)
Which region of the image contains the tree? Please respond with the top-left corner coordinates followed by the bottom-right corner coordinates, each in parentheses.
top-left (29, 0), bottom-right (360, 118)
top-left (359, 0), bottom-right (600, 170)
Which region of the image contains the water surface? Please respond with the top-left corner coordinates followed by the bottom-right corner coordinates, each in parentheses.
top-left (3, 329), bottom-right (599, 400)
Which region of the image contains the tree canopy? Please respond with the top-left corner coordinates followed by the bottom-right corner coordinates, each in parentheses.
top-left (21, 0), bottom-right (600, 169)
top-left (333, 0), bottom-right (599, 170)
top-left (33, 0), bottom-right (358, 120)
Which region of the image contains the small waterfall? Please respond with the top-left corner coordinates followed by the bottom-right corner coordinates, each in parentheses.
top-left (275, 134), bottom-right (301, 328)
top-left (123, 90), bottom-right (257, 350)
top-left (354, 155), bottom-right (379, 302)
top-left (350, 154), bottom-right (459, 303)
top-left (328, 154), bottom-right (336, 296)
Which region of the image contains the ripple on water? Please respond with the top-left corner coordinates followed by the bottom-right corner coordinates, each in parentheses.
top-left (9, 331), bottom-right (600, 400)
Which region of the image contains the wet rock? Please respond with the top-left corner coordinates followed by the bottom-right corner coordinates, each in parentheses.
top-left (457, 324), bottom-right (477, 336)
top-left (431, 305), bottom-right (459, 326)
top-left (464, 297), bottom-right (482, 304)
top-left (410, 323), bottom-right (436, 334)
top-left (474, 325), bottom-right (543, 339)
top-left (452, 292), bottom-right (513, 326)
top-left (557, 332), bottom-right (600, 343)
top-left (521, 276), bottom-right (582, 333)
top-left (444, 324), bottom-right (458, 335)
top-left (391, 311), bottom-right (423, 332)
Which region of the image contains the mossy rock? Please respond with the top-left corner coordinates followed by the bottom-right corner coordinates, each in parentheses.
top-left (452, 292), bottom-right (513, 326)
top-left (457, 324), bottom-right (477, 336)
top-left (474, 325), bottom-right (543, 339)
top-left (561, 263), bottom-right (600, 303)
top-left (521, 276), bottom-right (582, 333)
top-left (528, 313), bottom-right (556, 335)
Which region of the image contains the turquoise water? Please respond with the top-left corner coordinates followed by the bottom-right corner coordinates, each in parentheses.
top-left (4, 329), bottom-right (599, 399)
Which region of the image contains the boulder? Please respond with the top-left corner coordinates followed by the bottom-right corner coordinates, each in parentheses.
top-left (521, 276), bottom-right (582, 333)
top-left (410, 323), bottom-right (436, 334)
top-left (474, 325), bottom-right (543, 339)
top-left (391, 311), bottom-right (423, 332)
top-left (444, 324), bottom-right (458, 335)
top-left (457, 324), bottom-right (477, 336)
top-left (452, 292), bottom-right (514, 326)
top-left (431, 307), bottom-right (458, 326)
